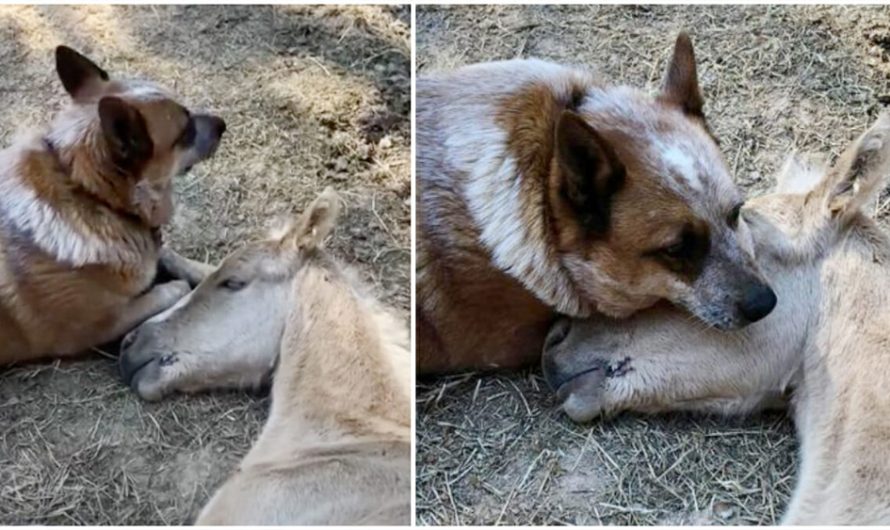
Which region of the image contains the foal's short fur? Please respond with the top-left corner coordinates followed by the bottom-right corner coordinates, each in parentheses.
top-left (119, 189), bottom-right (411, 525)
top-left (543, 112), bottom-right (890, 524)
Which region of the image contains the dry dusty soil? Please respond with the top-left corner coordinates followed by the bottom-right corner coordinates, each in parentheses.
top-left (416, 4), bottom-right (890, 525)
top-left (0, 5), bottom-right (409, 524)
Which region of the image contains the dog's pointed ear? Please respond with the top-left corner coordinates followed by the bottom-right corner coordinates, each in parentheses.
top-left (55, 46), bottom-right (109, 100)
top-left (658, 32), bottom-right (705, 120)
top-left (98, 96), bottom-right (154, 171)
top-left (554, 110), bottom-right (626, 236)
top-left (808, 111), bottom-right (890, 224)
top-left (287, 187), bottom-right (342, 251)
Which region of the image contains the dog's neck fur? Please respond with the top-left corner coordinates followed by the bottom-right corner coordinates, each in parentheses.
top-left (443, 61), bottom-right (598, 317)
top-left (0, 133), bottom-right (155, 268)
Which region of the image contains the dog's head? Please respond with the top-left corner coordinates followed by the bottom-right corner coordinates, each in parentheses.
top-left (549, 33), bottom-right (774, 330)
top-left (48, 46), bottom-right (226, 227)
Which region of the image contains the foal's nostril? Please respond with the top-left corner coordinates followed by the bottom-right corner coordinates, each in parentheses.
top-left (214, 117), bottom-right (227, 137)
top-left (542, 353), bottom-right (568, 392)
top-left (120, 330), bottom-right (138, 352)
top-left (737, 283), bottom-right (778, 323)
top-left (544, 318), bottom-right (571, 352)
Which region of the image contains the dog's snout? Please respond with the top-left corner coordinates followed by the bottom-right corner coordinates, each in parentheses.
top-left (737, 283), bottom-right (777, 323)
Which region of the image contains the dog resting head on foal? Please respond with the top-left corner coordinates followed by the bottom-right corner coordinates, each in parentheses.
top-left (417, 33), bottom-right (775, 373)
top-left (0, 46), bottom-right (225, 363)
top-left (543, 112), bottom-right (890, 524)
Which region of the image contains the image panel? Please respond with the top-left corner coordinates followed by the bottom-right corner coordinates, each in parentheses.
top-left (415, 4), bottom-right (890, 526)
top-left (0, 4), bottom-right (411, 525)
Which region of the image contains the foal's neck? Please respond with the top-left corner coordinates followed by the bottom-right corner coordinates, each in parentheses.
top-left (269, 263), bottom-right (410, 448)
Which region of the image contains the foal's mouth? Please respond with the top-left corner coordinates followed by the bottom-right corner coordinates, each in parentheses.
top-left (544, 357), bottom-right (633, 406)
top-left (119, 350), bottom-right (162, 386)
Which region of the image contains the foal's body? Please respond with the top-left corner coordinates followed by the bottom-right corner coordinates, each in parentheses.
top-left (543, 113), bottom-right (890, 524)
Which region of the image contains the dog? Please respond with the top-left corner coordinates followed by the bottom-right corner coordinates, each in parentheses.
top-left (416, 33), bottom-right (776, 374)
top-left (0, 46), bottom-right (225, 364)
top-left (542, 111), bottom-right (890, 524)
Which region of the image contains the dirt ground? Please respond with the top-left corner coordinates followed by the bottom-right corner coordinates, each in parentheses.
top-left (0, 5), bottom-right (409, 524)
top-left (416, 5), bottom-right (890, 526)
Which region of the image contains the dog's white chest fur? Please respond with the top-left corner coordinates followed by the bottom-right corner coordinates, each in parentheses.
top-left (0, 144), bottom-right (138, 267)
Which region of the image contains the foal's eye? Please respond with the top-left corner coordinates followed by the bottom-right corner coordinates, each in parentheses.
top-left (220, 279), bottom-right (247, 291)
top-left (727, 202), bottom-right (743, 229)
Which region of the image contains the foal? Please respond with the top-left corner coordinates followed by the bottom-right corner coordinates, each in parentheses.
top-left (119, 189), bottom-right (411, 525)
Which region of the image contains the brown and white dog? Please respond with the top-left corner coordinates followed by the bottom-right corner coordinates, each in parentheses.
top-left (417, 33), bottom-right (776, 374)
top-left (0, 46), bottom-right (225, 364)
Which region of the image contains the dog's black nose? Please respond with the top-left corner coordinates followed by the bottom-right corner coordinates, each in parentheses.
top-left (738, 283), bottom-right (777, 323)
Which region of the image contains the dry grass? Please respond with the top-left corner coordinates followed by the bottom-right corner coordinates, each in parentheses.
top-left (416, 4), bottom-right (890, 525)
top-left (0, 5), bottom-right (409, 524)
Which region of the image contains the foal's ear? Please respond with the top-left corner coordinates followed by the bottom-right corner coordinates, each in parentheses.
top-left (809, 111), bottom-right (890, 223)
top-left (289, 187), bottom-right (341, 250)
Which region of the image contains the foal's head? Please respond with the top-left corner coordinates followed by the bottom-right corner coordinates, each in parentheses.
top-left (119, 188), bottom-right (341, 401)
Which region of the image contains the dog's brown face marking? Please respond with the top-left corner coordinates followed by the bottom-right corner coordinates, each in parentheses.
top-left (498, 34), bottom-right (775, 328)
top-left (45, 46), bottom-right (226, 227)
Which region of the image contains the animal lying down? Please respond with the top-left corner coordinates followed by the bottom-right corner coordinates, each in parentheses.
top-left (0, 46), bottom-right (224, 365)
top-left (543, 111), bottom-right (890, 525)
top-left (119, 189), bottom-right (411, 525)
top-left (416, 33), bottom-right (776, 374)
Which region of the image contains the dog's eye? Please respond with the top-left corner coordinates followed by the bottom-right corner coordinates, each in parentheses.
top-left (662, 240), bottom-right (688, 259)
top-left (648, 226), bottom-right (710, 275)
top-left (219, 279), bottom-right (247, 291)
top-left (727, 203), bottom-right (743, 229)
top-left (658, 230), bottom-right (698, 261)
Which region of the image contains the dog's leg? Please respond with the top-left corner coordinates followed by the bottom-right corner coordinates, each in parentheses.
top-left (97, 280), bottom-right (191, 346)
top-left (543, 309), bottom-right (798, 421)
top-left (158, 247), bottom-right (215, 287)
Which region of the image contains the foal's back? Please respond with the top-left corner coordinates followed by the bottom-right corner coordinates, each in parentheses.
top-left (198, 439), bottom-right (410, 525)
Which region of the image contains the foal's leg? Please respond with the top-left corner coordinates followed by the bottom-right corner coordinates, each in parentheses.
top-left (93, 280), bottom-right (191, 347)
top-left (543, 308), bottom-right (799, 422)
top-left (158, 247), bottom-right (216, 287)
